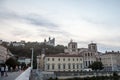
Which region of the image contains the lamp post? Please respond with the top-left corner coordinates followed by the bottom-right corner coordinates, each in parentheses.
top-left (30, 48), bottom-right (34, 69)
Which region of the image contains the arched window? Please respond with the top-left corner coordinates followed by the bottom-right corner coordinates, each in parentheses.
top-left (88, 53), bottom-right (90, 56)
top-left (58, 64), bottom-right (61, 69)
top-left (52, 64), bottom-right (54, 70)
top-left (58, 58), bottom-right (60, 61)
top-left (63, 64), bottom-right (66, 69)
top-left (68, 58), bottom-right (70, 61)
top-left (68, 63), bottom-right (71, 69)
top-left (52, 58), bottom-right (54, 61)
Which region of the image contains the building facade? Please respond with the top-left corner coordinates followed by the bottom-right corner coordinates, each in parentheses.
top-left (65, 40), bottom-right (100, 68)
top-left (37, 40), bottom-right (101, 71)
top-left (78, 43), bottom-right (100, 68)
top-left (44, 54), bottom-right (83, 72)
top-left (101, 51), bottom-right (120, 71)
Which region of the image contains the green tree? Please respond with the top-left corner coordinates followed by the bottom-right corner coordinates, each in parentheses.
top-left (7, 42), bottom-right (66, 58)
top-left (5, 57), bottom-right (19, 69)
top-left (89, 61), bottom-right (104, 71)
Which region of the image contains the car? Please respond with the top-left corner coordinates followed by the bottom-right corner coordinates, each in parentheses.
top-left (83, 68), bottom-right (92, 71)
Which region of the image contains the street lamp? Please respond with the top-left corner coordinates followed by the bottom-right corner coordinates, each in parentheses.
top-left (30, 48), bottom-right (34, 69)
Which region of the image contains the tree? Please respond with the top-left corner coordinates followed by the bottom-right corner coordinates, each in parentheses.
top-left (89, 61), bottom-right (104, 71)
top-left (5, 57), bottom-right (19, 69)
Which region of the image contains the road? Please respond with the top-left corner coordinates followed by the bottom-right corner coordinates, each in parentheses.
top-left (0, 71), bottom-right (22, 80)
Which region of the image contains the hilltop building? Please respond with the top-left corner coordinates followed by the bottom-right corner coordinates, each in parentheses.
top-left (8, 40), bottom-right (25, 47)
top-left (44, 37), bottom-right (55, 46)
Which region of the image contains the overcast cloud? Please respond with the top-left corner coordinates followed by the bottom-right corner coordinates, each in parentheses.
top-left (0, 0), bottom-right (120, 52)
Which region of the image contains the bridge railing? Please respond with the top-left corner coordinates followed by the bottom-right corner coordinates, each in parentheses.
top-left (15, 67), bottom-right (32, 80)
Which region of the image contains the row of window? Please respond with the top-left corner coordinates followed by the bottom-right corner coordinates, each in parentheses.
top-left (47, 58), bottom-right (82, 61)
top-left (85, 53), bottom-right (93, 57)
top-left (46, 63), bottom-right (83, 70)
top-left (84, 61), bottom-right (94, 67)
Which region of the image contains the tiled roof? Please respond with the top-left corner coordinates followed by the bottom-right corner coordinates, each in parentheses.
top-left (45, 53), bottom-right (82, 57)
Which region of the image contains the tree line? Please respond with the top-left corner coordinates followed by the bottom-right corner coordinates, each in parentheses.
top-left (2, 42), bottom-right (66, 58)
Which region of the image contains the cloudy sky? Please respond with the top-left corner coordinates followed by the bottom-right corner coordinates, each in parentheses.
top-left (0, 0), bottom-right (120, 52)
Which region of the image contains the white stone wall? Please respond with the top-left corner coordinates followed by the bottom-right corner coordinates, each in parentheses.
top-left (101, 54), bottom-right (119, 68)
top-left (44, 56), bottom-right (83, 71)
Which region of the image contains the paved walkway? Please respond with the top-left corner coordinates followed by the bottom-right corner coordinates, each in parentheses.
top-left (0, 71), bottom-right (22, 80)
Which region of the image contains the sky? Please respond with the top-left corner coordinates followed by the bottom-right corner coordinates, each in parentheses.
top-left (0, 0), bottom-right (120, 52)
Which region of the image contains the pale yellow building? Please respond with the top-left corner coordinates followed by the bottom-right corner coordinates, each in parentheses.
top-left (44, 54), bottom-right (83, 72)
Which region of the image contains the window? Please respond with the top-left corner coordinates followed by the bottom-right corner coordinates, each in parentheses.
top-left (73, 64), bottom-right (75, 69)
top-left (80, 58), bottom-right (82, 61)
top-left (77, 64), bottom-right (79, 69)
top-left (93, 46), bottom-right (96, 50)
top-left (73, 58), bottom-right (74, 61)
top-left (86, 61), bottom-right (87, 66)
top-left (68, 58), bottom-right (70, 61)
top-left (47, 64), bottom-right (50, 70)
top-left (58, 64), bottom-right (61, 69)
top-left (68, 63), bottom-right (71, 69)
top-left (48, 58), bottom-right (50, 61)
top-left (88, 53), bottom-right (90, 56)
top-left (52, 58), bottom-right (54, 61)
top-left (72, 44), bottom-right (75, 48)
top-left (80, 64), bottom-right (83, 68)
top-left (58, 58), bottom-right (60, 61)
top-left (88, 61), bottom-right (90, 66)
top-left (76, 58), bottom-right (78, 61)
top-left (52, 64), bottom-right (54, 70)
top-left (63, 58), bottom-right (65, 61)
top-left (63, 64), bottom-right (66, 69)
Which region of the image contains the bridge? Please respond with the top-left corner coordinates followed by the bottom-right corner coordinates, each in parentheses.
top-left (0, 67), bottom-right (32, 80)
top-left (1, 68), bottom-right (120, 80)
top-left (0, 71), bottom-right (22, 80)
